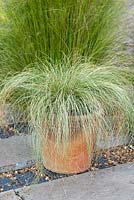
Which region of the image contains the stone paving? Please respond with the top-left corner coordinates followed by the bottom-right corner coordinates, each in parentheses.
top-left (0, 134), bottom-right (133, 200)
top-left (0, 163), bottom-right (134, 200)
top-left (0, 136), bottom-right (36, 173)
top-left (0, 191), bottom-right (20, 200)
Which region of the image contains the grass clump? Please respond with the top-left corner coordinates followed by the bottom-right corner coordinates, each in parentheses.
top-left (0, 0), bottom-right (133, 165)
top-left (0, 60), bottom-right (133, 159)
top-left (0, 0), bottom-right (123, 75)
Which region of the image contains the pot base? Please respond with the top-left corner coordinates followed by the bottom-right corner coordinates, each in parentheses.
top-left (42, 134), bottom-right (93, 174)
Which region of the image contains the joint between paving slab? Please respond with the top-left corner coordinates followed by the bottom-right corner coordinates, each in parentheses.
top-left (0, 160), bottom-right (36, 173)
top-left (14, 190), bottom-right (25, 200)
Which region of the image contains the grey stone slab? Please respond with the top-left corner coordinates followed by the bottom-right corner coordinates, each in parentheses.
top-left (96, 133), bottom-right (129, 149)
top-left (0, 160), bottom-right (36, 174)
top-left (16, 163), bottom-right (134, 200)
top-left (0, 136), bottom-right (36, 168)
top-left (0, 191), bottom-right (20, 200)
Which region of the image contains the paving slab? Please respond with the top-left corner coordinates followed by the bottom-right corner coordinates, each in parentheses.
top-left (13, 163), bottom-right (134, 200)
top-left (0, 191), bottom-right (20, 200)
top-left (0, 136), bottom-right (36, 169)
top-left (0, 133), bottom-right (128, 171)
top-left (96, 133), bottom-right (129, 149)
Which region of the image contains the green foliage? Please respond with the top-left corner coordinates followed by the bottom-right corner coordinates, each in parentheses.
top-left (121, 68), bottom-right (134, 86)
top-left (0, 0), bottom-right (123, 75)
top-left (0, 0), bottom-right (133, 163)
top-left (0, 60), bottom-right (133, 158)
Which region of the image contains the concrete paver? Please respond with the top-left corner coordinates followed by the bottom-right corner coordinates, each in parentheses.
top-left (14, 163), bottom-right (134, 200)
top-left (0, 191), bottom-right (20, 200)
top-left (0, 136), bottom-right (35, 169)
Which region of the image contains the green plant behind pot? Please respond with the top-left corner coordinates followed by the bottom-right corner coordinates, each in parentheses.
top-left (0, 0), bottom-right (123, 76)
top-left (0, 60), bottom-right (133, 159)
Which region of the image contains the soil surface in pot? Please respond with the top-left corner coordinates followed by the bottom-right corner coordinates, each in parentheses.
top-left (0, 143), bottom-right (133, 193)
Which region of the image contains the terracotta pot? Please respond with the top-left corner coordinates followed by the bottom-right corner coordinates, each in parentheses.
top-left (42, 117), bottom-right (95, 174)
